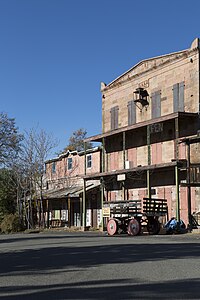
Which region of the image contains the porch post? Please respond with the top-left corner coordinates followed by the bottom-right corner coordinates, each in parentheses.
top-left (175, 117), bottom-right (180, 222)
top-left (102, 137), bottom-right (105, 172)
top-left (123, 131), bottom-right (126, 169)
top-left (187, 142), bottom-right (192, 228)
top-left (100, 177), bottom-right (104, 231)
top-left (122, 132), bottom-right (126, 200)
top-left (47, 199), bottom-right (50, 228)
top-left (175, 164), bottom-right (180, 222)
top-left (68, 196), bottom-right (71, 227)
top-left (147, 124), bottom-right (151, 199)
top-left (82, 179), bottom-right (86, 229)
top-left (82, 141), bottom-right (87, 230)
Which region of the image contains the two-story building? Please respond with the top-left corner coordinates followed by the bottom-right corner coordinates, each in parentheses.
top-left (83, 38), bottom-right (200, 229)
top-left (43, 147), bottom-right (102, 228)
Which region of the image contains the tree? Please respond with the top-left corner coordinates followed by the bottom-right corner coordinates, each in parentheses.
top-left (0, 168), bottom-right (17, 223)
top-left (0, 112), bottom-right (22, 166)
top-left (0, 113), bottom-right (23, 226)
top-left (17, 128), bottom-right (58, 228)
top-left (63, 128), bottom-right (92, 152)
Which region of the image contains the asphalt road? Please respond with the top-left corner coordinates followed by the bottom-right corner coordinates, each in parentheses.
top-left (0, 231), bottom-right (200, 300)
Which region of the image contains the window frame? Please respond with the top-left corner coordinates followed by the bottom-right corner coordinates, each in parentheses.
top-left (110, 106), bottom-right (119, 130)
top-left (128, 100), bottom-right (136, 125)
top-left (151, 90), bottom-right (161, 119)
top-left (173, 82), bottom-right (185, 112)
top-left (87, 154), bottom-right (92, 169)
top-left (52, 161), bottom-right (56, 173)
top-left (67, 157), bottom-right (73, 170)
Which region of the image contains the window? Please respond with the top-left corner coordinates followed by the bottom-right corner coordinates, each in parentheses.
top-left (173, 82), bottom-right (184, 112)
top-left (151, 91), bottom-right (161, 118)
top-left (128, 100), bottom-right (136, 125)
top-left (68, 157), bottom-right (72, 170)
top-left (110, 106), bottom-right (119, 130)
top-left (87, 154), bottom-right (92, 168)
top-left (52, 162), bottom-right (56, 173)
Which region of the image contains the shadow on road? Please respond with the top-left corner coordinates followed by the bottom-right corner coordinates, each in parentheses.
top-left (0, 234), bottom-right (200, 299)
top-left (0, 278), bottom-right (200, 299)
top-left (0, 241), bottom-right (200, 274)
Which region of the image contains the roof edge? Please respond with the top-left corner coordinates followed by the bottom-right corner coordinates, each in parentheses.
top-left (101, 38), bottom-right (199, 92)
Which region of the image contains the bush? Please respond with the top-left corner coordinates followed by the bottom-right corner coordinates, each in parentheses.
top-left (0, 214), bottom-right (23, 233)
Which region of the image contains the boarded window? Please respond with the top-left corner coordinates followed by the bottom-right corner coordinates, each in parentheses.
top-left (173, 82), bottom-right (184, 112)
top-left (151, 91), bottom-right (161, 118)
top-left (128, 100), bottom-right (136, 125)
top-left (110, 106), bottom-right (119, 130)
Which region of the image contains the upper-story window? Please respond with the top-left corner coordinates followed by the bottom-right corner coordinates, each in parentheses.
top-left (52, 161), bottom-right (56, 173)
top-left (127, 100), bottom-right (136, 125)
top-left (68, 157), bottom-right (72, 170)
top-left (87, 154), bottom-right (92, 168)
top-left (173, 82), bottom-right (184, 112)
top-left (151, 91), bottom-right (161, 119)
top-left (110, 106), bottom-right (119, 130)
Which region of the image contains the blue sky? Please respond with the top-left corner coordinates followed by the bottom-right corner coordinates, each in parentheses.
top-left (1, 0), bottom-right (200, 154)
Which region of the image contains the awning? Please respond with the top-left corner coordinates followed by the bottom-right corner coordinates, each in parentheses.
top-left (42, 181), bottom-right (100, 200)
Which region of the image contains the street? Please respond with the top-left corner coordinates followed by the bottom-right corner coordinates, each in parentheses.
top-left (0, 231), bottom-right (200, 299)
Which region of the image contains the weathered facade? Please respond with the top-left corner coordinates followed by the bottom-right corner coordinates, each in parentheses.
top-left (84, 38), bottom-right (200, 228)
top-left (43, 148), bottom-right (102, 228)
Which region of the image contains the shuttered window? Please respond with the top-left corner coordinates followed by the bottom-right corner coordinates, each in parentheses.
top-left (173, 82), bottom-right (184, 112)
top-left (151, 91), bottom-right (161, 119)
top-left (128, 100), bottom-right (136, 125)
top-left (110, 106), bottom-right (119, 130)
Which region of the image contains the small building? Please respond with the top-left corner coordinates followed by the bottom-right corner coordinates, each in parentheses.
top-left (43, 147), bottom-right (102, 228)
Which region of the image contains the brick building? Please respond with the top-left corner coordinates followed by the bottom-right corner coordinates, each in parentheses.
top-left (43, 148), bottom-right (102, 228)
top-left (84, 38), bottom-right (200, 229)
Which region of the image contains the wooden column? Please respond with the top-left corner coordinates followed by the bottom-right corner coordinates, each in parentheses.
top-left (100, 177), bottom-right (104, 231)
top-left (82, 142), bottom-right (87, 230)
top-left (47, 199), bottom-right (50, 228)
top-left (175, 118), bottom-right (180, 222)
top-left (123, 131), bottom-right (126, 200)
top-left (82, 179), bottom-right (86, 229)
top-left (175, 164), bottom-right (180, 222)
top-left (123, 131), bottom-right (126, 169)
top-left (187, 142), bottom-right (192, 227)
top-left (147, 125), bottom-right (151, 199)
top-left (68, 196), bottom-right (71, 227)
top-left (102, 137), bottom-right (105, 172)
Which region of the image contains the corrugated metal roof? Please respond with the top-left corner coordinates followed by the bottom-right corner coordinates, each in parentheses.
top-left (42, 181), bottom-right (100, 200)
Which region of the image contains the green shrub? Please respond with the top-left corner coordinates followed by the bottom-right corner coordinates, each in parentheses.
top-left (0, 214), bottom-right (23, 233)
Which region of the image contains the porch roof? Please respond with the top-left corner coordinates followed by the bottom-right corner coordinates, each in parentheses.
top-left (83, 160), bottom-right (187, 181)
top-left (181, 134), bottom-right (200, 145)
top-left (84, 112), bottom-right (198, 143)
top-left (42, 181), bottom-right (100, 200)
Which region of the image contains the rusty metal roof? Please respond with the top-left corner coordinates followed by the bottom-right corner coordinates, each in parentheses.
top-left (42, 181), bottom-right (100, 199)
